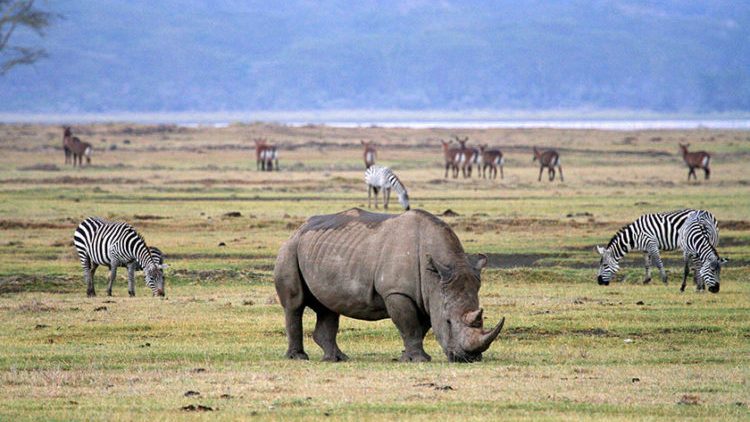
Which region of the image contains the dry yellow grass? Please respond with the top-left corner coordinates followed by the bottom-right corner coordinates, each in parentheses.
top-left (0, 123), bottom-right (748, 420)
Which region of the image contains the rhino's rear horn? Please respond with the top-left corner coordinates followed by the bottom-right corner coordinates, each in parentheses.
top-left (463, 308), bottom-right (484, 328)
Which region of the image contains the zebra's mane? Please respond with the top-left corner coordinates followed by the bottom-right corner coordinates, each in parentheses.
top-left (697, 218), bottom-right (720, 259)
top-left (391, 172), bottom-right (407, 193)
top-left (113, 221), bottom-right (151, 260)
top-left (606, 224), bottom-right (631, 249)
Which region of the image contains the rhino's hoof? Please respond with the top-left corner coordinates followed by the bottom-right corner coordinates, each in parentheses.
top-left (286, 350), bottom-right (309, 360)
top-left (128, 291), bottom-right (135, 297)
top-left (323, 351), bottom-right (349, 362)
top-left (399, 351), bottom-right (431, 362)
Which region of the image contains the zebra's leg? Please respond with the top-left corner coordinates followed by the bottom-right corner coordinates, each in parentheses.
top-left (694, 268), bottom-right (704, 291)
top-left (499, 164), bottom-right (504, 179)
top-left (680, 259), bottom-right (690, 292)
top-left (312, 308), bottom-right (348, 362)
top-left (384, 188), bottom-right (390, 210)
top-left (444, 163), bottom-right (449, 178)
top-left (649, 249), bottom-right (667, 284)
top-left (367, 185), bottom-right (372, 208)
top-left (538, 166), bottom-right (543, 182)
top-left (642, 252), bottom-right (652, 284)
top-left (704, 167), bottom-right (710, 180)
top-left (107, 264), bottom-right (118, 296)
top-left (84, 261), bottom-right (97, 297)
top-left (558, 165), bottom-right (564, 182)
top-left (549, 167), bottom-right (555, 181)
top-left (127, 262), bottom-right (137, 297)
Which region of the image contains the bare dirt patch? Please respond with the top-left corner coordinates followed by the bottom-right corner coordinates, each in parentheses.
top-left (0, 275), bottom-right (76, 295)
top-left (0, 176), bottom-right (147, 185)
top-left (720, 220), bottom-right (750, 231)
top-left (0, 220), bottom-right (69, 229)
top-left (18, 164), bottom-right (60, 171)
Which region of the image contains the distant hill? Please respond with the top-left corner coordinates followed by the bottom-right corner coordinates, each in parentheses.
top-left (1, 0), bottom-right (749, 113)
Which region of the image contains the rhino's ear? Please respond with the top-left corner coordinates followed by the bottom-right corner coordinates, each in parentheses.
top-left (467, 254), bottom-right (487, 274)
top-left (426, 254), bottom-right (453, 282)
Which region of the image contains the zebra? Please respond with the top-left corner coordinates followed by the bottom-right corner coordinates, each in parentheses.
top-left (364, 165), bottom-right (410, 211)
top-left (73, 217), bottom-right (167, 297)
top-left (595, 209), bottom-right (718, 286)
top-left (678, 211), bottom-right (727, 293)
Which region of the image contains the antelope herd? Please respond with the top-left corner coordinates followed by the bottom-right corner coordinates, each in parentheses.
top-left (59, 127), bottom-right (715, 184)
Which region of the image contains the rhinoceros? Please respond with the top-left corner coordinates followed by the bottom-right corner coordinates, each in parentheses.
top-left (274, 207), bottom-right (504, 363)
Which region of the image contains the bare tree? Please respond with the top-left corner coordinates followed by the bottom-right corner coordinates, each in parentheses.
top-left (0, 0), bottom-right (55, 74)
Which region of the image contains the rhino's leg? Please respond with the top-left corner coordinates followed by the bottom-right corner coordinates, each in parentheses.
top-left (312, 308), bottom-right (349, 362)
top-left (385, 294), bottom-right (431, 362)
top-left (274, 243), bottom-right (309, 360)
top-left (283, 307), bottom-right (308, 360)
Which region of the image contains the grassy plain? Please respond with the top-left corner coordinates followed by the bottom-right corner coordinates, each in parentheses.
top-left (0, 123), bottom-right (748, 420)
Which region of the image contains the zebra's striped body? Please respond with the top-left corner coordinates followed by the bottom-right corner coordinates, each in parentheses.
top-left (364, 165), bottom-right (410, 211)
top-left (595, 209), bottom-right (718, 286)
top-left (678, 211), bottom-right (726, 293)
top-left (74, 217), bottom-right (166, 297)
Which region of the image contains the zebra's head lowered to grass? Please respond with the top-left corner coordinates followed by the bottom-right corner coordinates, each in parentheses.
top-left (698, 256), bottom-right (728, 293)
top-left (595, 245), bottom-right (619, 285)
top-left (398, 191), bottom-right (410, 211)
top-left (144, 263), bottom-right (168, 296)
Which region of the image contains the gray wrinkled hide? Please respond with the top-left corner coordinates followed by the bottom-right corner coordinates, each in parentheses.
top-left (274, 207), bottom-right (503, 363)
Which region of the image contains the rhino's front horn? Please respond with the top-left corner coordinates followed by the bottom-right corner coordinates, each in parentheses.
top-left (461, 317), bottom-right (505, 354)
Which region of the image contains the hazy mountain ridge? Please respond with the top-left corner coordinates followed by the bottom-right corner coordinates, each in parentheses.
top-left (2, 0), bottom-right (749, 113)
